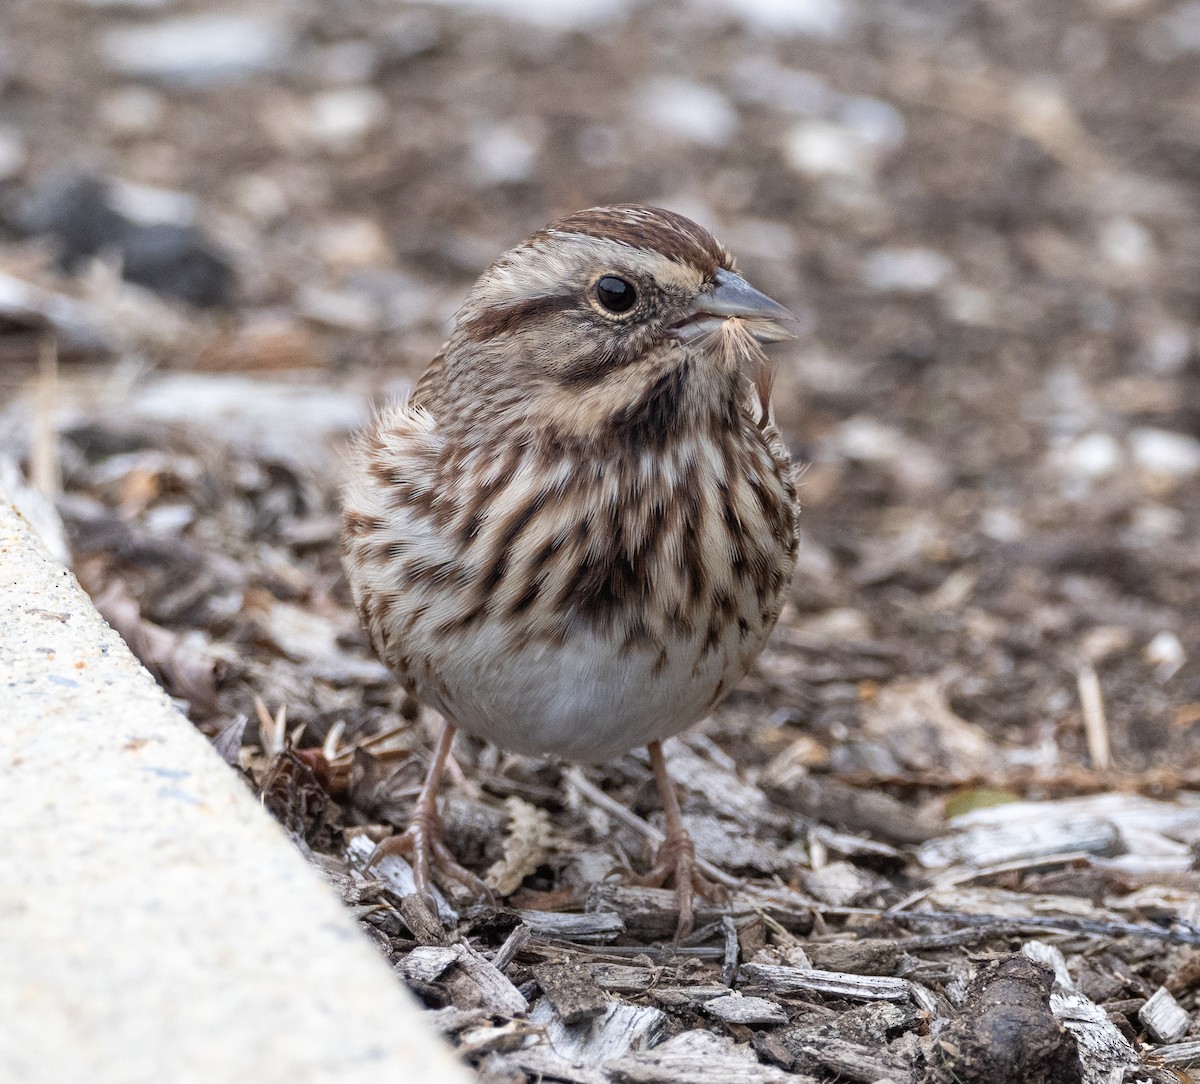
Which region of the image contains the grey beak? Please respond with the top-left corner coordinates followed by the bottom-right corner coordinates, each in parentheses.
top-left (676, 268), bottom-right (798, 342)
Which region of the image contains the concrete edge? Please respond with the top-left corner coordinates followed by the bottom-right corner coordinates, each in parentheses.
top-left (0, 491), bottom-right (475, 1084)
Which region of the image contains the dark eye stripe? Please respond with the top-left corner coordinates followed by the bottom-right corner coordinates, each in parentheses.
top-left (460, 294), bottom-right (576, 341)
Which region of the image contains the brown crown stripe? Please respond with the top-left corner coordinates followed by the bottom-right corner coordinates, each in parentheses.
top-left (541, 205), bottom-right (731, 278)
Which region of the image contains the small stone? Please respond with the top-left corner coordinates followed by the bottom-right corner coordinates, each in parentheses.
top-left (705, 0), bottom-right (848, 37)
top-left (297, 285), bottom-right (381, 332)
top-left (1130, 427), bottom-right (1200, 477)
top-left (0, 127), bottom-right (26, 182)
top-left (311, 41), bottom-right (379, 86)
top-left (640, 79), bottom-right (739, 147)
top-left (306, 88), bottom-right (387, 151)
top-left (1055, 432), bottom-right (1123, 480)
top-left (469, 123), bottom-right (542, 185)
top-left (839, 95), bottom-right (906, 152)
top-left (73, 0), bottom-right (175, 7)
top-left (319, 218), bottom-right (391, 269)
top-left (100, 14), bottom-right (293, 85)
top-left (730, 57), bottom-right (831, 114)
top-left (98, 86), bottom-right (167, 137)
top-left (837, 416), bottom-right (905, 462)
top-left (1140, 323), bottom-right (1192, 375)
top-left (231, 174), bottom-right (289, 224)
top-left (419, 0), bottom-right (631, 31)
top-left (121, 223), bottom-right (235, 308)
top-left (943, 283), bottom-right (995, 326)
top-left (784, 120), bottom-right (872, 179)
top-left (980, 507), bottom-right (1024, 542)
top-left (1141, 1), bottom-right (1200, 61)
top-left (862, 247), bottom-right (955, 294)
top-left (1099, 216), bottom-right (1155, 271)
top-left (1144, 632), bottom-right (1186, 681)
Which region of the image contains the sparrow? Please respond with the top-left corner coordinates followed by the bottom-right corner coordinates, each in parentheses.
top-left (342, 205), bottom-right (798, 936)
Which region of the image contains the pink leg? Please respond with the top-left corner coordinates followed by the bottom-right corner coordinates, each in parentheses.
top-left (368, 721), bottom-right (491, 913)
top-left (630, 740), bottom-right (728, 939)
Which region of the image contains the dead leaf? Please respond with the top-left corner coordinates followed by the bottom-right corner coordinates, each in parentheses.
top-left (486, 796), bottom-right (554, 896)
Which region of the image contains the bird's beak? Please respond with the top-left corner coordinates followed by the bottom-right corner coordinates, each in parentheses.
top-left (672, 268), bottom-right (797, 343)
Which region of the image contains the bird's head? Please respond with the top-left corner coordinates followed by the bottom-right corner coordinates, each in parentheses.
top-left (434, 205), bottom-right (796, 441)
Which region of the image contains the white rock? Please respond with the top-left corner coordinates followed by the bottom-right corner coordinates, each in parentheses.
top-left (838, 416), bottom-right (905, 461)
top-left (863, 247), bottom-right (955, 294)
top-left (230, 174), bottom-right (289, 224)
top-left (312, 41), bottom-right (379, 86)
top-left (297, 285), bottom-right (381, 332)
top-left (416, 0), bottom-right (631, 31)
top-left (784, 120), bottom-right (872, 179)
top-left (1141, 323), bottom-right (1193, 375)
top-left (306, 88), bottom-right (387, 150)
top-left (0, 127), bottom-right (26, 182)
top-left (99, 15), bottom-right (293, 84)
top-left (318, 218), bottom-right (391, 269)
top-left (702, 0), bottom-right (849, 37)
top-left (1125, 503), bottom-right (1184, 542)
top-left (469, 123), bottom-right (541, 185)
top-left (1130, 426), bottom-right (1200, 477)
top-left (980, 507), bottom-right (1024, 542)
top-left (1056, 432), bottom-right (1123, 480)
top-left (1099, 216), bottom-right (1155, 271)
top-left (73, 0), bottom-right (175, 7)
top-left (1141, 1), bottom-right (1200, 61)
top-left (942, 283), bottom-right (995, 326)
top-left (1144, 631), bottom-right (1186, 681)
top-left (108, 179), bottom-right (197, 226)
top-left (839, 95), bottom-right (906, 152)
top-left (730, 57), bottom-right (832, 115)
top-left (98, 87), bottom-right (167, 136)
top-left (640, 79), bottom-right (739, 147)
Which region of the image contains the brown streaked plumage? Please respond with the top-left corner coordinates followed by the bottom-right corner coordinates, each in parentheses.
top-left (342, 204), bottom-right (799, 936)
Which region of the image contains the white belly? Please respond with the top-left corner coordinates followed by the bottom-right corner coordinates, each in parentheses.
top-left (424, 626), bottom-right (747, 762)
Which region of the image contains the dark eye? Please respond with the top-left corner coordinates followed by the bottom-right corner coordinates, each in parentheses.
top-left (595, 275), bottom-right (636, 314)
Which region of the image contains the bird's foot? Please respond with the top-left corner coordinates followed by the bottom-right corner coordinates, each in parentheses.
top-left (369, 802), bottom-right (493, 915)
top-left (630, 828), bottom-right (728, 941)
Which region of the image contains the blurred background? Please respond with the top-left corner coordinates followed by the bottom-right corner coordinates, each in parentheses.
top-left (1, 0), bottom-right (1199, 800)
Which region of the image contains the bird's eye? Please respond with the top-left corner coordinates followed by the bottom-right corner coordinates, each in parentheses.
top-left (594, 275), bottom-right (637, 314)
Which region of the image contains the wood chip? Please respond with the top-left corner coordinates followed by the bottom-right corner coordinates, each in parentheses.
top-left (443, 944), bottom-right (529, 1016)
top-left (608, 1030), bottom-right (808, 1084)
top-left (532, 961), bottom-right (609, 1025)
top-left (528, 999), bottom-right (668, 1067)
top-left (1050, 990), bottom-right (1140, 1083)
top-left (791, 1035), bottom-right (914, 1083)
top-left (739, 962), bottom-right (913, 1003)
top-left (805, 938), bottom-right (900, 976)
top-left (1139, 986), bottom-right (1190, 1044)
top-left (398, 892), bottom-right (452, 946)
top-left (590, 963), bottom-right (657, 994)
top-left (517, 908), bottom-right (625, 943)
top-left (399, 944), bottom-right (462, 985)
top-left (1156, 1039), bottom-right (1200, 1067)
top-left (703, 993), bottom-right (788, 1026)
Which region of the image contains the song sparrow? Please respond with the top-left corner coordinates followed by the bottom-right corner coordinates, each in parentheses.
top-left (342, 205), bottom-right (799, 936)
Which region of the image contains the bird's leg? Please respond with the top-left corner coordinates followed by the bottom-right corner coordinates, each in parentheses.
top-left (368, 721), bottom-right (492, 913)
top-left (632, 740), bottom-right (728, 940)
